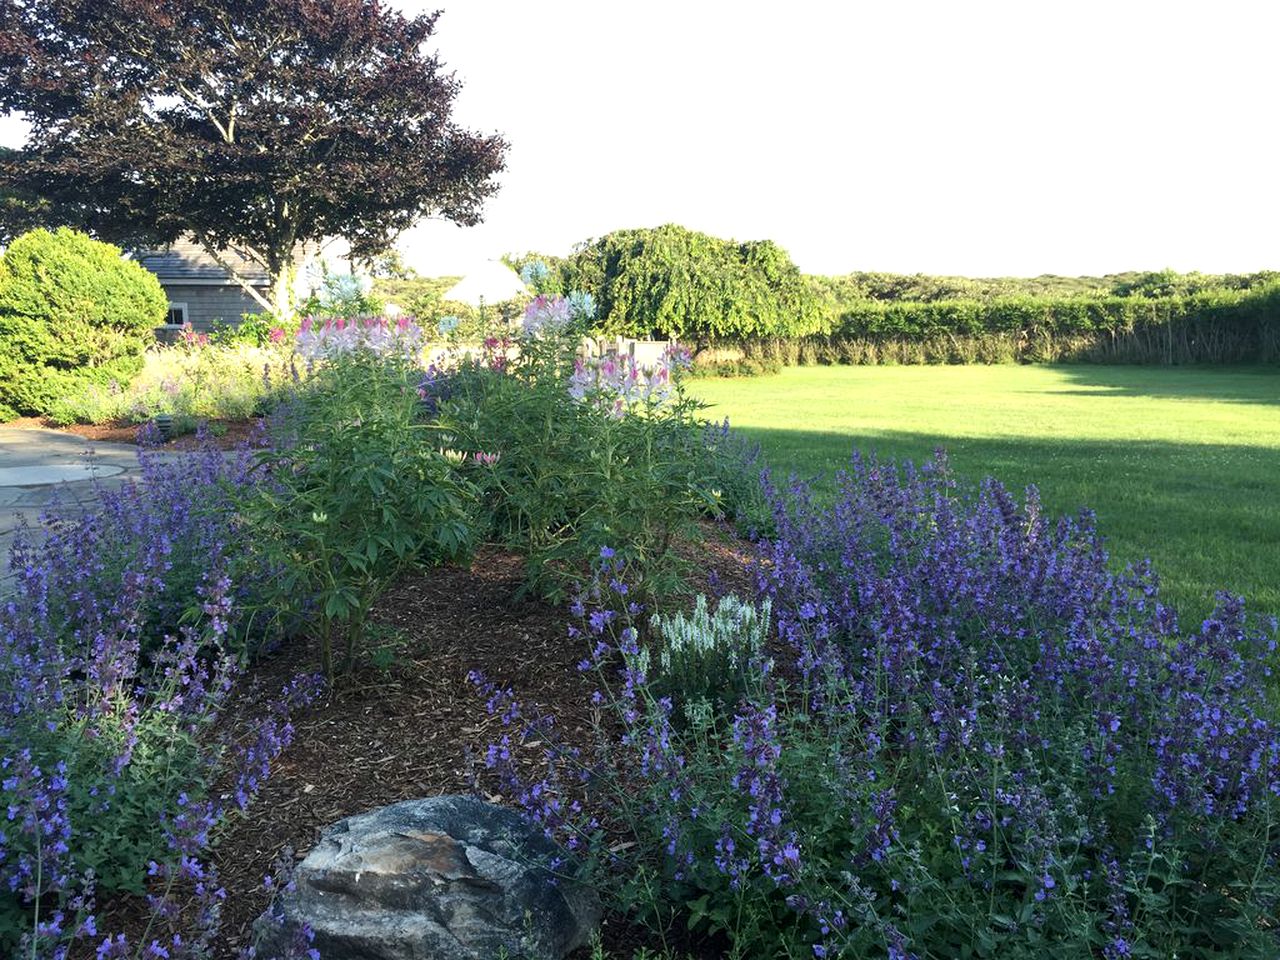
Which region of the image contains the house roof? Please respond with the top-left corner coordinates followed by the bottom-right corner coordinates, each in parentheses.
top-left (137, 237), bottom-right (271, 287)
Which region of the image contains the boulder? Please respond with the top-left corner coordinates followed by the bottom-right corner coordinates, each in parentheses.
top-left (254, 795), bottom-right (599, 960)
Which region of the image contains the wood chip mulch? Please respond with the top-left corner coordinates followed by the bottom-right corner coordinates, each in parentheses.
top-left (1, 415), bottom-right (262, 450)
top-left (88, 528), bottom-right (757, 958)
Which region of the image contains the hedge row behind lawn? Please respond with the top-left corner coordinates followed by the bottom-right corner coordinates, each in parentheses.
top-left (507, 226), bottom-right (1279, 366)
top-left (700, 283), bottom-right (1280, 371)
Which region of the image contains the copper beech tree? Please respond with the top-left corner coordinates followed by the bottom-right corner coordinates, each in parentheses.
top-left (0, 0), bottom-right (506, 317)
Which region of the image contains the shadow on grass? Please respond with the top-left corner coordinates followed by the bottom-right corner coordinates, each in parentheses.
top-left (731, 424), bottom-right (1280, 623)
top-left (1046, 363), bottom-right (1280, 405)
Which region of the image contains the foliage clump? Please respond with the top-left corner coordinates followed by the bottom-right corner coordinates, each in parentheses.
top-left (0, 227), bottom-right (166, 417)
top-left (429, 293), bottom-right (726, 601)
top-left (510, 225), bottom-right (827, 344)
top-left (243, 340), bottom-right (477, 679)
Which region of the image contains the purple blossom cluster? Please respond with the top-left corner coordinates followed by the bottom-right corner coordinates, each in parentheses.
top-left (521, 294), bottom-right (574, 338)
top-left (415, 363), bottom-right (457, 416)
top-left (475, 447), bottom-right (1280, 958)
top-left (751, 450), bottom-right (1280, 956)
top-left (473, 557), bottom-right (817, 948)
top-left (1, 435), bottom-right (323, 958)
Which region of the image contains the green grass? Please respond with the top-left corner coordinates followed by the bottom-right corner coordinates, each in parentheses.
top-left (693, 365), bottom-right (1280, 622)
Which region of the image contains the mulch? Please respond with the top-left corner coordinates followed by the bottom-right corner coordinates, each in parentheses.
top-left (92, 529), bottom-right (758, 959)
top-left (1, 416), bottom-right (262, 450)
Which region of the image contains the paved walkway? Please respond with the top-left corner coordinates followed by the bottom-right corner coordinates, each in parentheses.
top-left (0, 427), bottom-right (144, 592)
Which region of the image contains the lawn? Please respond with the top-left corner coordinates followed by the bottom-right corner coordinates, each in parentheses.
top-left (693, 364), bottom-right (1280, 621)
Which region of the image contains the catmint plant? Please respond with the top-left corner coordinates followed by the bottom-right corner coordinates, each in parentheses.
top-left (476, 448), bottom-right (1280, 959)
top-left (1, 437), bottom-right (322, 958)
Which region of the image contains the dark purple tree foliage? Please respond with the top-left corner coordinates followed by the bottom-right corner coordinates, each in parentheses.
top-left (0, 0), bottom-right (507, 315)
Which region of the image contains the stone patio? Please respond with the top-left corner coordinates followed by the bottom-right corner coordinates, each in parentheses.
top-left (0, 427), bottom-right (146, 593)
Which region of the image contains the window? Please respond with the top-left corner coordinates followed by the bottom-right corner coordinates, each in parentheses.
top-left (164, 302), bottom-right (189, 327)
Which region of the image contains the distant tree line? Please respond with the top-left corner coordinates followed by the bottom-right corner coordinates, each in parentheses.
top-left (807, 268), bottom-right (1280, 307)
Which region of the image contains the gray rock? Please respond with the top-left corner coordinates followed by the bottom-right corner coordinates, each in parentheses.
top-left (254, 795), bottom-right (599, 960)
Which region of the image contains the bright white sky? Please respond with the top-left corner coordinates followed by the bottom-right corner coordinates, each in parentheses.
top-left (3, 0), bottom-right (1276, 278)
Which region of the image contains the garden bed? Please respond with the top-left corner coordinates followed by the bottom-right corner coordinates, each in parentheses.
top-left (11, 302), bottom-right (1277, 960)
top-left (90, 534), bottom-right (753, 959)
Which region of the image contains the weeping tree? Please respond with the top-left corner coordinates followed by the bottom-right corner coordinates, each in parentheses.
top-left (0, 0), bottom-right (506, 318)
top-left (511, 225), bottom-right (828, 343)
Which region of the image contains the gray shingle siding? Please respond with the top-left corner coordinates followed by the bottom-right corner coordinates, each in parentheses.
top-left (166, 284), bottom-right (267, 331)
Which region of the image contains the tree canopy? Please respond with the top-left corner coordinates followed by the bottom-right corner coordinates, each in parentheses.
top-left (0, 0), bottom-right (507, 316)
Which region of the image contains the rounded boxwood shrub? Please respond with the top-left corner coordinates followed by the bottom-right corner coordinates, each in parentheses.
top-left (0, 227), bottom-right (166, 418)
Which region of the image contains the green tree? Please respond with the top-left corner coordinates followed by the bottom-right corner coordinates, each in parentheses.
top-left (545, 224), bottom-right (826, 343)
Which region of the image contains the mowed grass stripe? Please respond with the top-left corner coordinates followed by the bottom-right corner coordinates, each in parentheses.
top-left (693, 365), bottom-right (1280, 622)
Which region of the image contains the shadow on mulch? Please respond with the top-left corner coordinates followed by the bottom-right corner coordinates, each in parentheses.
top-left (93, 529), bottom-right (756, 958)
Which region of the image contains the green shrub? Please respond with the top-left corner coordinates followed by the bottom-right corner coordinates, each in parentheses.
top-left (518, 225), bottom-right (827, 344)
top-left (209, 311), bottom-right (295, 347)
top-left (241, 351), bottom-right (478, 678)
top-left (0, 227), bottom-right (166, 416)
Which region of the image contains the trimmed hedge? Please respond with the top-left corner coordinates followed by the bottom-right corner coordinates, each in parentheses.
top-left (0, 227), bottom-right (166, 418)
top-left (806, 268), bottom-right (1280, 305)
top-left (509, 235), bottom-right (1279, 366)
top-left (720, 284), bottom-right (1280, 367)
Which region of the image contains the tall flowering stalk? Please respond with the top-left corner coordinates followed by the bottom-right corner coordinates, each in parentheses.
top-left (521, 295), bottom-right (573, 338)
top-left (567, 345), bottom-right (689, 419)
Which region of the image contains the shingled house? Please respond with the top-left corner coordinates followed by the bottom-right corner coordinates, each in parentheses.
top-left (136, 237), bottom-right (276, 333)
top-left (136, 236), bottom-right (335, 337)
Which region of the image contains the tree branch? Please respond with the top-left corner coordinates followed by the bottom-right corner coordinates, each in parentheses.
top-left (193, 235), bottom-right (274, 314)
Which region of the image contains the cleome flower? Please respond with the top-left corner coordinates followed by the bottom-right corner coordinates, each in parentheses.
top-left (568, 352), bottom-right (678, 417)
top-left (295, 314), bottom-right (424, 360)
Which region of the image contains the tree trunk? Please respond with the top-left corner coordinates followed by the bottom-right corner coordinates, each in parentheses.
top-left (270, 260), bottom-right (297, 321)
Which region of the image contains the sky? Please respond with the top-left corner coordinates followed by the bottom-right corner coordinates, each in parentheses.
top-left (3, 0), bottom-right (1276, 278)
